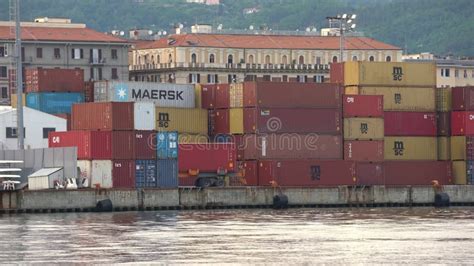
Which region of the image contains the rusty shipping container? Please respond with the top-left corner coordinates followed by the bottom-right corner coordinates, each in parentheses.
top-left (343, 118), bottom-right (384, 140)
top-left (200, 84), bottom-right (216, 109)
top-left (343, 95), bottom-right (383, 118)
top-left (451, 111), bottom-right (474, 136)
top-left (383, 161), bottom-right (452, 185)
top-left (359, 87), bottom-right (435, 112)
top-left (344, 140), bottom-right (384, 162)
top-left (178, 143), bottom-right (236, 173)
top-left (241, 134), bottom-right (342, 160)
top-left (356, 163), bottom-right (384, 185)
top-left (330, 62), bottom-right (344, 84)
top-left (155, 107), bottom-right (208, 134)
top-left (244, 108), bottom-right (341, 134)
top-left (437, 112), bottom-right (451, 136)
top-left (215, 84), bottom-right (230, 109)
top-left (450, 136), bottom-right (474, 160)
top-left (436, 87), bottom-right (451, 112)
top-left (452, 86), bottom-right (474, 111)
top-left (384, 137), bottom-right (437, 160)
top-left (438, 137), bottom-right (451, 161)
top-left (243, 82), bottom-right (342, 108)
top-left (384, 112), bottom-right (437, 136)
top-left (213, 109), bottom-right (230, 134)
top-left (343, 61), bottom-right (436, 87)
top-left (72, 102), bottom-right (134, 131)
top-left (258, 160), bottom-right (356, 187)
top-left (25, 68), bottom-right (85, 93)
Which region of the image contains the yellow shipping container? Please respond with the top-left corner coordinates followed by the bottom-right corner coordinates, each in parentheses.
top-left (344, 61), bottom-right (436, 87)
top-left (344, 86), bottom-right (359, 95)
top-left (452, 161), bottom-right (468, 185)
top-left (343, 118), bottom-right (384, 140)
top-left (436, 87), bottom-right (452, 112)
top-left (384, 137), bottom-right (437, 160)
top-left (194, 84), bottom-right (202, 108)
top-left (10, 93), bottom-right (25, 108)
top-left (155, 107), bottom-right (208, 134)
top-left (438, 137), bottom-right (451, 161)
top-left (178, 133), bottom-right (209, 144)
top-left (229, 108), bottom-right (244, 134)
top-left (359, 86), bottom-right (435, 111)
top-left (230, 83), bottom-right (243, 108)
top-left (450, 136), bottom-right (467, 161)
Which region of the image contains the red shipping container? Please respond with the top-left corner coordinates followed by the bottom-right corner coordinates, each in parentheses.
top-left (451, 111), bottom-right (474, 136)
top-left (53, 113), bottom-right (72, 131)
top-left (134, 131), bottom-right (156, 159)
top-left (343, 95), bottom-right (384, 118)
top-left (178, 143), bottom-right (236, 173)
top-left (356, 163), bottom-right (384, 185)
top-left (244, 108), bottom-right (341, 134)
top-left (72, 102), bottom-right (134, 131)
top-left (383, 161), bottom-right (452, 185)
top-left (214, 109), bottom-right (230, 134)
top-left (243, 82), bottom-right (342, 108)
top-left (437, 112), bottom-right (451, 136)
top-left (112, 160), bottom-right (136, 188)
top-left (241, 134), bottom-right (342, 160)
top-left (201, 84), bottom-right (216, 109)
top-left (239, 160), bottom-right (258, 186)
top-left (25, 68), bottom-right (84, 93)
top-left (330, 62), bottom-right (344, 84)
top-left (344, 140), bottom-right (384, 162)
top-left (384, 112), bottom-right (437, 136)
top-left (215, 84), bottom-right (230, 109)
top-left (258, 160), bottom-right (356, 187)
top-left (452, 86), bottom-right (474, 111)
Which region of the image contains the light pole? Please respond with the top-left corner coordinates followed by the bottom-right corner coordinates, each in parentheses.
top-left (326, 14), bottom-right (357, 62)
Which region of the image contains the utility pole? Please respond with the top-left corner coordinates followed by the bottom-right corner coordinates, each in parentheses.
top-left (14, 0), bottom-right (24, 149)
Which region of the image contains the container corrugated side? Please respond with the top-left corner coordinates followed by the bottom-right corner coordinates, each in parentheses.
top-left (383, 137), bottom-right (437, 160)
top-left (330, 62), bottom-right (344, 84)
top-left (344, 61), bottom-right (436, 87)
top-left (450, 136), bottom-right (474, 160)
top-left (72, 102), bottom-right (134, 131)
top-left (343, 95), bottom-right (383, 118)
top-left (134, 131), bottom-right (156, 159)
top-left (155, 107), bottom-right (208, 134)
top-left (343, 118), bottom-right (384, 140)
top-left (91, 160), bottom-right (113, 188)
top-left (359, 87), bottom-right (435, 112)
top-left (157, 132), bottom-right (178, 159)
top-left (229, 108), bottom-right (244, 134)
top-left (26, 92), bottom-right (84, 114)
top-left (452, 161), bottom-right (468, 185)
top-left (157, 159), bottom-right (178, 188)
top-left (451, 111), bottom-right (474, 136)
top-left (384, 161), bottom-right (452, 185)
top-left (230, 83), bottom-right (244, 108)
top-left (384, 112), bottom-right (437, 136)
top-left (134, 102), bottom-right (155, 131)
top-left (25, 68), bottom-right (85, 93)
top-left (200, 84), bottom-right (216, 109)
top-left (112, 160), bottom-right (136, 188)
top-left (452, 86), bottom-right (474, 111)
top-left (214, 109), bottom-right (230, 134)
top-left (438, 137), bottom-right (451, 161)
top-left (356, 163), bottom-right (384, 185)
top-left (436, 87), bottom-right (452, 112)
top-left (178, 143), bottom-right (236, 173)
top-left (344, 140), bottom-right (384, 162)
top-left (437, 112), bottom-right (451, 136)
top-left (135, 160), bottom-right (157, 188)
top-left (215, 84), bottom-right (230, 109)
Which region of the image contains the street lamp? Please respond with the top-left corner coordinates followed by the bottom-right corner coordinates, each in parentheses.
top-left (326, 14), bottom-right (357, 62)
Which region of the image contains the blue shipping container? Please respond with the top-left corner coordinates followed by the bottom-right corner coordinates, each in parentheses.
top-left (135, 160), bottom-right (157, 188)
top-left (26, 92), bottom-right (84, 114)
top-left (157, 132), bottom-right (178, 159)
top-left (157, 159), bottom-right (178, 188)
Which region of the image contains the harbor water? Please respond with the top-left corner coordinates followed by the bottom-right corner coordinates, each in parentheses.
top-left (0, 208), bottom-right (473, 264)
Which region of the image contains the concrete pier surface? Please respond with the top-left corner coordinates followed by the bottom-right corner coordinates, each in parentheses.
top-left (1, 185), bottom-right (474, 213)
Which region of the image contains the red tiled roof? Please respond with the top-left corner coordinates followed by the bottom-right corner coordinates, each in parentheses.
top-left (0, 26), bottom-right (128, 43)
top-left (136, 33), bottom-right (400, 50)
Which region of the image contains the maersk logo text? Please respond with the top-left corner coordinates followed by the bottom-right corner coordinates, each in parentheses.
top-left (132, 89), bottom-right (184, 100)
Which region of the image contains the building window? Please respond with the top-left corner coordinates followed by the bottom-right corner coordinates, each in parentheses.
top-left (36, 47), bottom-right (43, 58)
top-left (209, 54), bottom-right (215, 63)
top-left (386, 56), bottom-right (392, 62)
top-left (0, 66), bottom-right (7, 78)
top-left (72, 48), bottom-right (83, 59)
top-left (298, 55), bottom-right (304, 64)
top-left (441, 69), bottom-right (444, 77)
top-left (157, 55), bottom-right (160, 64)
top-left (352, 56), bottom-right (358, 61)
top-left (111, 49), bottom-right (118, 60)
top-left (314, 75), bottom-right (325, 83)
top-left (369, 56), bottom-right (375, 62)
top-left (54, 48), bottom-right (61, 59)
top-left (464, 70), bottom-right (468, 78)
top-left (112, 68), bottom-right (118, 80)
top-left (98, 68), bottom-right (103, 80)
top-left (332, 56), bottom-right (338, 63)
top-left (248, 55), bottom-right (254, 64)
top-left (151, 55), bottom-right (155, 64)
top-left (228, 74), bottom-right (237, 83)
top-left (168, 54), bottom-right (173, 63)
top-left (445, 69), bottom-right (450, 77)
top-left (315, 56), bottom-right (321, 65)
top-left (265, 55), bottom-right (271, 64)
top-left (455, 69), bottom-right (459, 78)
top-left (207, 74), bottom-right (218, 84)
top-left (6, 127), bottom-right (25, 138)
top-left (282, 55), bottom-right (288, 64)
top-left (1, 87), bottom-right (7, 99)
top-left (0, 46), bottom-right (6, 57)
top-left (297, 75), bottom-right (307, 83)
top-left (191, 53), bottom-right (197, 63)
top-left (42, 128), bottom-right (55, 139)
top-left (189, 73), bottom-right (200, 84)
top-left (228, 54), bottom-right (233, 64)
top-left (472, 70), bottom-right (474, 78)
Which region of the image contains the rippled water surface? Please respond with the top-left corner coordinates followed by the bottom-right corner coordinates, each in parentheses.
top-left (0, 208), bottom-right (473, 264)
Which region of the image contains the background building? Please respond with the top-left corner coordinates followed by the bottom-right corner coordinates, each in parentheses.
top-left (130, 27), bottom-right (402, 84)
top-left (0, 18), bottom-right (130, 105)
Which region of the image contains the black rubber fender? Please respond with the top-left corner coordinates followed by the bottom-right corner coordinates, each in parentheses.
top-left (96, 199), bottom-right (113, 212)
top-left (434, 192), bottom-right (450, 208)
top-left (273, 194), bottom-right (289, 209)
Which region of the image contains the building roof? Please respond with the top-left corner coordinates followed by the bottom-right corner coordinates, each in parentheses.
top-left (28, 167), bottom-right (63, 177)
top-left (136, 33), bottom-right (400, 50)
top-left (0, 26), bottom-right (128, 43)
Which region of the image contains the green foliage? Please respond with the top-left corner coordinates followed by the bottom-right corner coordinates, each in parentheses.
top-left (0, 0), bottom-right (472, 56)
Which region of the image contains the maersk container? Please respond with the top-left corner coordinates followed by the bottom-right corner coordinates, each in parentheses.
top-left (155, 107), bottom-right (208, 134)
top-left (93, 81), bottom-right (195, 108)
top-left (343, 61), bottom-right (436, 87)
top-left (72, 102), bottom-right (134, 131)
top-left (343, 95), bottom-right (384, 118)
top-left (359, 87), bottom-right (435, 112)
top-left (157, 159), bottom-right (178, 188)
top-left (384, 112), bottom-right (437, 136)
top-left (157, 131), bottom-right (178, 159)
top-left (26, 92), bottom-right (84, 114)
top-left (134, 102), bottom-right (155, 131)
top-left (135, 160), bottom-right (157, 188)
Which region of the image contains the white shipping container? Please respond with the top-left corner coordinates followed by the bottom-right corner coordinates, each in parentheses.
top-left (134, 102), bottom-right (155, 130)
top-left (77, 160), bottom-right (92, 188)
top-left (91, 160), bottom-right (113, 189)
top-left (28, 167), bottom-right (64, 190)
top-left (94, 81), bottom-right (195, 108)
